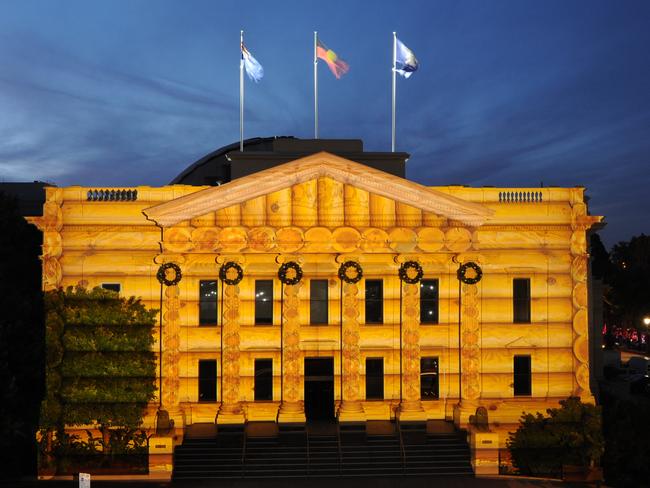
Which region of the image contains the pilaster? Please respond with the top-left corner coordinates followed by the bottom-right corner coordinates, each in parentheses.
top-left (338, 277), bottom-right (365, 422)
top-left (217, 256), bottom-right (246, 424)
top-left (278, 257), bottom-right (306, 423)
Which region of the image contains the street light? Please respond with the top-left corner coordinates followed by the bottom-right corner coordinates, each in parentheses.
top-left (643, 317), bottom-right (650, 326)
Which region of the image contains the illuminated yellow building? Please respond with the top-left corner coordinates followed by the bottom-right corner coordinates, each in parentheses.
top-left (36, 141), bottom-right (603, 476)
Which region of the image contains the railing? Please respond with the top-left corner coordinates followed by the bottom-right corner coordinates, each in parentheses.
top-left (86, 189), bottom-right (138, 201)
top-left (305, 426), bottom-right (311, 475)
top-left (336, 420), bottom-right (343, 475)
top-left (498, 190), bottom-right (543, 203)
top-left (240, 421), bottom-right (248, 478)
top-left (396, 417), bottom-right (407, 473)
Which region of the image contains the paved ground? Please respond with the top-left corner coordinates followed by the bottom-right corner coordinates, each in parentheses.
top-left (3, 476), bottom-right (586, 488)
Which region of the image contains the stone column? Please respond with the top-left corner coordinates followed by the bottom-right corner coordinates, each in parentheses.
top-left (454, 254), bottom-right (483, 427)
top-left (156, 255), bottom-right (186, 428)
top-left (217, 257), bottom-right (246, 424)
top-left (338, 278), bottom-right (365, 422)
top-left (41, 187), bottom-right (64, 291)
top-left (277, 272), bottom-right (306, 423)
top-left (570, 193), bottom-right (594, 402)
top-left (398, 280), bottom-right (426, 421)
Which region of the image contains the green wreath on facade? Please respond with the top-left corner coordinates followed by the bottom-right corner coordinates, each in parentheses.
top-left (278, 261), bottom-right (303, 285)
top-left (338, 261), bottom-right (363, 284)
top-left (457, 262), bottom-right (483, 284)
top-left (156, 262), bottom-right (182, 286)
top-left (399, 261), bottom-right (424, 284)
top-left (219, 261), bottom-right (244, 285)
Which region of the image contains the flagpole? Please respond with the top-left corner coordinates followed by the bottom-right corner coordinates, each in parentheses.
top-left (314, 31), bottom-right (319, 139)
top-left (391, 32), bottom-right (397, 152)
top-left (240, 30), bottom-right (244, 152)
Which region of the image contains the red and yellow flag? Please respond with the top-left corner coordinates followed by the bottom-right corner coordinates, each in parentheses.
top-left (316, 39), bottom-right (349, 79)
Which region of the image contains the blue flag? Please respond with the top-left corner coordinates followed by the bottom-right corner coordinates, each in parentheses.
top-left (241, 43), bottom-right (264, 82)
top-left (395, 38), bottom-right (418, 78)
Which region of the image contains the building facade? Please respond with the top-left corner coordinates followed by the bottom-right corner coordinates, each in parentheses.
top-left (35, 150), bottom-right (603, 471)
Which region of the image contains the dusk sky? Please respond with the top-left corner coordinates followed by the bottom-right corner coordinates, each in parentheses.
top-left (1, 0), bottom-right (648, 247)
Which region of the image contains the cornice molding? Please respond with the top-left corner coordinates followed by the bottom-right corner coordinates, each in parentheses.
top-left (143, 152), bottom-right (493, 228)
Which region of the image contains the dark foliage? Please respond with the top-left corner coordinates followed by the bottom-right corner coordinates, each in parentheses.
top-left (507, 397), bottom-right (604, 477)
top-left (0, 193), bottom-right (44, 477)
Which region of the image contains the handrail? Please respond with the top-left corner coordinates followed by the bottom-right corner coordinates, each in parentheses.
top-left (240, 422), bottom-right (248, 478)
top-left (396, 417), bottom-right (406, 473)
top-left (305, 425), bottom-right (311, 475)
top-left (336, 420), bottom-right (343, 474)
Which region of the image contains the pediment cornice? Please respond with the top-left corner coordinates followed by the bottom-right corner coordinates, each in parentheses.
top-left (143, 152), bottom-right (493, 227)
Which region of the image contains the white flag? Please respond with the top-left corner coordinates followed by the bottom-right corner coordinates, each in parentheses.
top-left (395, 38), bottom-right (419, 78)
top-left (241, 43), bottom-right (264, 82)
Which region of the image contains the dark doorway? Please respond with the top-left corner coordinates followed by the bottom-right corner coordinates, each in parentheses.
top-left (304, 357), bottom-right (334, 421)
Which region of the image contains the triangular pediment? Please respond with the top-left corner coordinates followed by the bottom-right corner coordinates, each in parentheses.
top-left (143, 152), bottom-right (493, 227)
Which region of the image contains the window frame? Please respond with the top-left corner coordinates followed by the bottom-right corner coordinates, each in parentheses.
top-left (254, 280), bottom-right (274, 326)
top-left (420, 356), bottom-right (440, 400)
top-left (513, 278), bottom-right (532, 324)
top-left (254, 358), bottom-right (273, 401)
top-left (198, 359), bottom-right (217, 402)
top-left (198, 280), bottom-right (218, 326)
top-left (420, 279), bottom-right (439, 325)
top-left (101, 283), bottom-right (121, 293)
top-left (309, 279), bottom-right (329, 325)
top-left (513, 355), bottom-right (532, 396)
top-left (365, 279), bottom-right (384, 325)
top-left (365, 357), bottom-right (384, 400)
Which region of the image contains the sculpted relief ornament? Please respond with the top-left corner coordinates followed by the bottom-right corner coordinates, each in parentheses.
top-left (278, 259), bottom-right (305, 422)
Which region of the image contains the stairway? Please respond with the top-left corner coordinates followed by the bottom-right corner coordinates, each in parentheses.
top-left (172, 421), bottom-right (473, 479)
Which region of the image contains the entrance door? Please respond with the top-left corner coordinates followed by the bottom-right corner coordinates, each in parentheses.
top-left (304, 357), bottom-right (334, 421)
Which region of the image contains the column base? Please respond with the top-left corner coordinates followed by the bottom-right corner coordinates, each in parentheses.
top-left (277, 401), bottom-right (306, 424)
top-left (397, 400), bottom-right (427, 422)
top-left (337, 401), bottom-right (366, 422)
top-left (453, 400), bottom-right (479, 429)
top-left (217, 403), bottom-right (246, 425)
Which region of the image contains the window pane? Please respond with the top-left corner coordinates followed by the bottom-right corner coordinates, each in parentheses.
top-left (310, 280), bottom-right (329, 325)
top-left (513, 278), bottom-right (531, 323)
top-left (254, 358), bottom-right (273, 401)
top-left (421, 357), bottom-right (439, 400)
top-left (366, 358), bottom-right (384, 400)
top-left (255, 280), bottom-right (273, 325)
top-left (514, 355), bottom-right (532, 396)
top-left (199, 280), bottom-right (218, 325)
top-left (198, 360), bottom-right (217, 402)
top-left (365, 280), bottom-right (383, 324)
top-left (420, 279), bottom-right (439, 324)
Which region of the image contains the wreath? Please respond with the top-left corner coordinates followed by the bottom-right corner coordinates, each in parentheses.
top-left (278, 261), bottom-right (303, 285)
top-left (457, 262), bottom-right (483, 284)
top-left (156, 262), bottom-right (182, 286)
top-left (399, 261), bottom-right (423, 284)
top-left (338, 261), bottom-right (363, 284)
top-left (219, 261), bottom-right (244, 285)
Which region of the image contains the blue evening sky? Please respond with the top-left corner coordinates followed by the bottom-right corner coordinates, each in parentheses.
top-left (1, 0), bottom-right (648, 247)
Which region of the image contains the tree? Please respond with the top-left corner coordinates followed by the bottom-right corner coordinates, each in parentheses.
top-left (507, 397), bottom-right (604, 477)
top-left (608, 234), bottom-right (650, 329)
top-left (40, 286), bottom-right (157, 473)
top-left (0, 192), bottom-right (44, 477)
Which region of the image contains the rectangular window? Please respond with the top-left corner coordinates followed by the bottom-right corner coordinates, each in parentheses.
top-left (365, 280), bottom-right (383, 324)
top-left (254, 358), bottom-right (273, 401)
top-left (365, 358), bottom-right (384, 400)
top-left (513, 355), bottom-right (532, 396)
top-left (255, 280), bottom-right (273, 325)
top-left (513, 278), bottom-right (531, 323)
top-left (198, 360), bottom-right (217, 402)
top-left (310, 279), bottom-right (329, 325)
top-left (421, 357), bottom-right (439, 400)
top-left (199, 280), bottom-right (218, 326)
top-left (101, 283), bottom-right (121, 293)
top-left (420, 279), bottom-right (439, 324)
